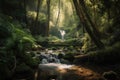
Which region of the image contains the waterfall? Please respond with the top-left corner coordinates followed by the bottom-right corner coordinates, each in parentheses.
top-left (59, 30), bottom-right (66, 41)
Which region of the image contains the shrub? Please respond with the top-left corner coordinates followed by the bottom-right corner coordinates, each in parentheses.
top-left (74, 42), bottom-right (120, 65)
top-left (88, 42), bottom-right (120, 64)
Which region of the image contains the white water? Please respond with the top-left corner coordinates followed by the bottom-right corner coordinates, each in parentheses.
top-left (39, 63), bottom-right (73, 70)
top-left (40, 49), bottom-right (73, 70)
top-left (59, 30), bottom-right (66, 41)
top-left (37, 49), bottom-right (74, 80)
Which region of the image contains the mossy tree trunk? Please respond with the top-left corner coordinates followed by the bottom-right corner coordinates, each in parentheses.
top-left (79, 0), bottom-right (101, 38)
top-left (73, 0), bottom-right (104, 49)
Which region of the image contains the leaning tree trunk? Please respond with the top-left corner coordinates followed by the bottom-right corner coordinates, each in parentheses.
top-left (79, 0), bottom-right (101, 38)
top-left (73, 0), bottom-right (104, 49)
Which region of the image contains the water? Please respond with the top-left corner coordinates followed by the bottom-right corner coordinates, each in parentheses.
top-left (39, 49), bottom-right (73, 68)
top-left (39, 63), bottom-right (73, 70)
top-left (59, 30), bottom-right (66, 41)
top-left (39, 49), bottom-right (73, 70)
top-left (37, 49), bottom-right (74, 80)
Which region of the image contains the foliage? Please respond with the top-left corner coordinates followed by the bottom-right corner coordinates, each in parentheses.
top-left (0, 14), bottom-right (37, 80)
top-left (27, 11), bottom-right (46, 22)
top-left (64, 52), bottom-right (75, 63)
top-left (35, 35), bottom-right (49, 47)
top-left (87, 42), bottom-right (120, 64)
top-left (5, 23), bottom-right (36, 52)
top-left (20, 52), bottom-right (39, 68)
top-left (81, 33), bottom-right (92, 53)
top-left (48, 35), bottom-right (61, 42)
top-left (0, 14), bottom-right (13, 39)
top-left (0, 0), bottom-right (120, 79)
top-left (35, 35), bottom-right (48, 42)
top-left (49, 27), bottom-right (61, 38)
top-left (65, 38), bottom-right (83, 46)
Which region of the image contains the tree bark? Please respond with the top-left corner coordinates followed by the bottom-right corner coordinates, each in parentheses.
top-left (46, 0), bottom-right (51, 36)
top-left (55, 0), bottom-right (60, 28)
top-left (23, 0), bottom-right (28, 28)
top-left (73, 0), bottom-right (104, 49)
top-left (34, 0), bottom-right (41, 35)
top-left (79, 0), bottom-right (101, 38)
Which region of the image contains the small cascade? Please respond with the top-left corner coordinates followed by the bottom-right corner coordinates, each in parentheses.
top-left (37, 49), bottom-right (75, 80)
top-left (40, 50), bottom-right (61, 64)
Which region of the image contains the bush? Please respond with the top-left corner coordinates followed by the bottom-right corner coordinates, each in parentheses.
top-left (64, 52), bottom-right (75, 63)
top-left (74, 42), bottom-right (120, 65)
top-left (65, 38), bottom-right (83, 46)
top-left (88, 42), bottom-right (120, 64)
top-left (0, 14), bottom-right (38, 80)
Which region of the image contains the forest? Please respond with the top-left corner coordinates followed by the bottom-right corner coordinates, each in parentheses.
top-left (0, 0), bottom-right (120, 80)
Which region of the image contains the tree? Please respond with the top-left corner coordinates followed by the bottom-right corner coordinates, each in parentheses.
top-left (79, 0), bottom-right (101, 38)
top-left (34, 0), bottom-right (42, 35)
top-left (73, 0), bottom-right (104, 49)
top-left (46, 0), bottom-right (51, 36)
top-left (55, 0), bottom-right (61, 28)
top-left (23, 0), bottom-right (28, 27)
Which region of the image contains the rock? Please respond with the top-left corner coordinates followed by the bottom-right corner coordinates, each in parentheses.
top-left (78, 68), bottom-right (83, 73)
top-left (85, 71), bottom-right (93, 77)
top-left (102, 71), bottom-right (118, 80)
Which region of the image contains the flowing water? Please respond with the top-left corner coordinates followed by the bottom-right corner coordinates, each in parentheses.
top-left (34, 49), bottom-right (102, 80)
top-left (59, 30), bottom-right (66, 41)
top-left (35, 49), bottom-right (75, 80)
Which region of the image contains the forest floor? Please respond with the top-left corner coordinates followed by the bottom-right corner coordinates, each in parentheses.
top-left (35, 62), bottom-right (120, 80)
top-left (58, 63), bottom-right (120, 80)
top-left (56, 64), bottom-right (101, 80)
top-left (33, 47), bottom-right (120, 80)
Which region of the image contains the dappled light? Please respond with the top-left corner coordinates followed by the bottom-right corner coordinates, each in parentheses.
top-left (0, 0), bottom-right (120, 80)
top-left (37, 63), bottom-right (101, 80)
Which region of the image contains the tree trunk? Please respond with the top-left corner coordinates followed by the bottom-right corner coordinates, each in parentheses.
top-left (46, 0), bottom-right (51, 36)
top-left (79, 0), bottom-right (101, 38)
top-left (23, 0), bottom-right (28, 28)
top-left (73, 0), bottom-right (104, 49)
top-left (34, 0), bottom-right (41, 35)
top-left (55, 0), bottom-right (60, 28)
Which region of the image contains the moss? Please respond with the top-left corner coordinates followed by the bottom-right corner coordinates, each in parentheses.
top-left (75, 42), bottom-right (120, 65)
top-left (88, 42), bottom-right (120, 64)
top-left (102, 71), bottom-right (118, 80)
top-left (64, 53), bottom-right (75, 63)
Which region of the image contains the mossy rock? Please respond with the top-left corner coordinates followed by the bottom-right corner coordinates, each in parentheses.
top-left (64, 53), bottom-right (75, 63)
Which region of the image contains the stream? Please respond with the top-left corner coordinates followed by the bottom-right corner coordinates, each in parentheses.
top-left (29, 49), bottom-right (104, 80)
top-left (33, 49), bottom-right (75, 80)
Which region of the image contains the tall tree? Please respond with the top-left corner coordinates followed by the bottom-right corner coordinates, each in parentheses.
top-left (34, 0), bottom-right (41, 30)
top-left (46, 0), bottom-right (51, 36)
top-left (73, 0), bottom-right (104, 49)
top-left (55, 0), bottom-right (60, 28)
top-left (23, 0), bottom-right (28, 27)
top-left (79, 0), bottom-right (101, 37)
